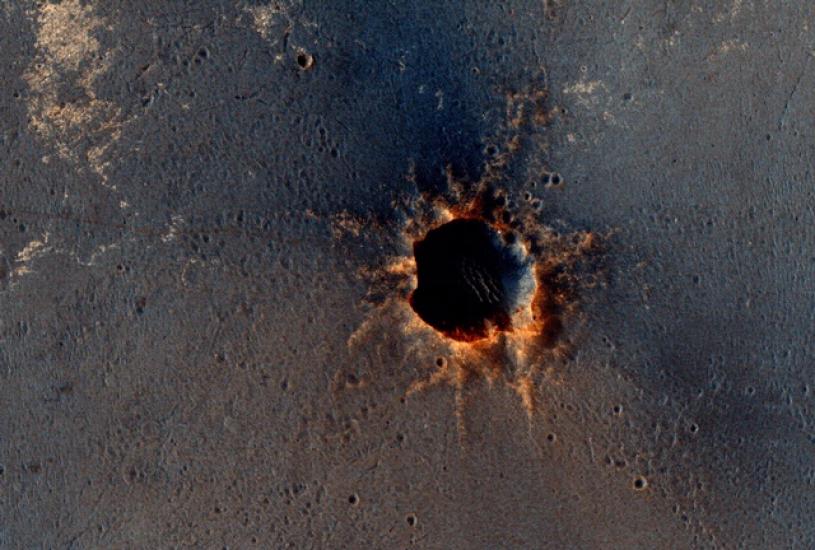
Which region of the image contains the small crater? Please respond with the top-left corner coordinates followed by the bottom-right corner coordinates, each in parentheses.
top-left (296, 51), bottom-right (315, 70)
top-left (484, 143), bottom-right (499, 157)
top-left (406, 514), bottom-right (417, 527)
top-left (348, 493), bottom-right (359, 505)
top-left (633, 476), bottom-right (648, 491)
top-left (345, 373), bottom-right (361, 388)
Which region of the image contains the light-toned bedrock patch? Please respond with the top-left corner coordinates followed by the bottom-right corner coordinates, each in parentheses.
top-left (242, 1), bottom-right (318, 65)
top-left (12, 234), bottom-right (50, 278)
top-left (244, 2), bottom-right (292, 42)
top-left (0, 232), bottom-right (51, 290)
top-left (22, 0), bottom-right (123, 186)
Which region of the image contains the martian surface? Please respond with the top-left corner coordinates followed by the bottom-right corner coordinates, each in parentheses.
top-left (2, 1), bottom-right (814, 548)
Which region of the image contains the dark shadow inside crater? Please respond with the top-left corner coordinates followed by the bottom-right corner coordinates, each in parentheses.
top-left (409, 218), bottom-right (533, 342)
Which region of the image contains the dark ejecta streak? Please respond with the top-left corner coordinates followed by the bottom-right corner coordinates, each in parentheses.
top-left (409, 218), bottom-right (522, 342)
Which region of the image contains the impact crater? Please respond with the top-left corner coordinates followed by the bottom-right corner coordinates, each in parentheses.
top-left (409, 218), bottom-right (536, 342)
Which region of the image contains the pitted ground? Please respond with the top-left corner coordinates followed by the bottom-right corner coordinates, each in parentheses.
top-left (1, 1), bottom-right (815, 549)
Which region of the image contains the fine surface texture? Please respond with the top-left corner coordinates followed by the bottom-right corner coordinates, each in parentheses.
top-left (1, 1), bottom-right (814, 548)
